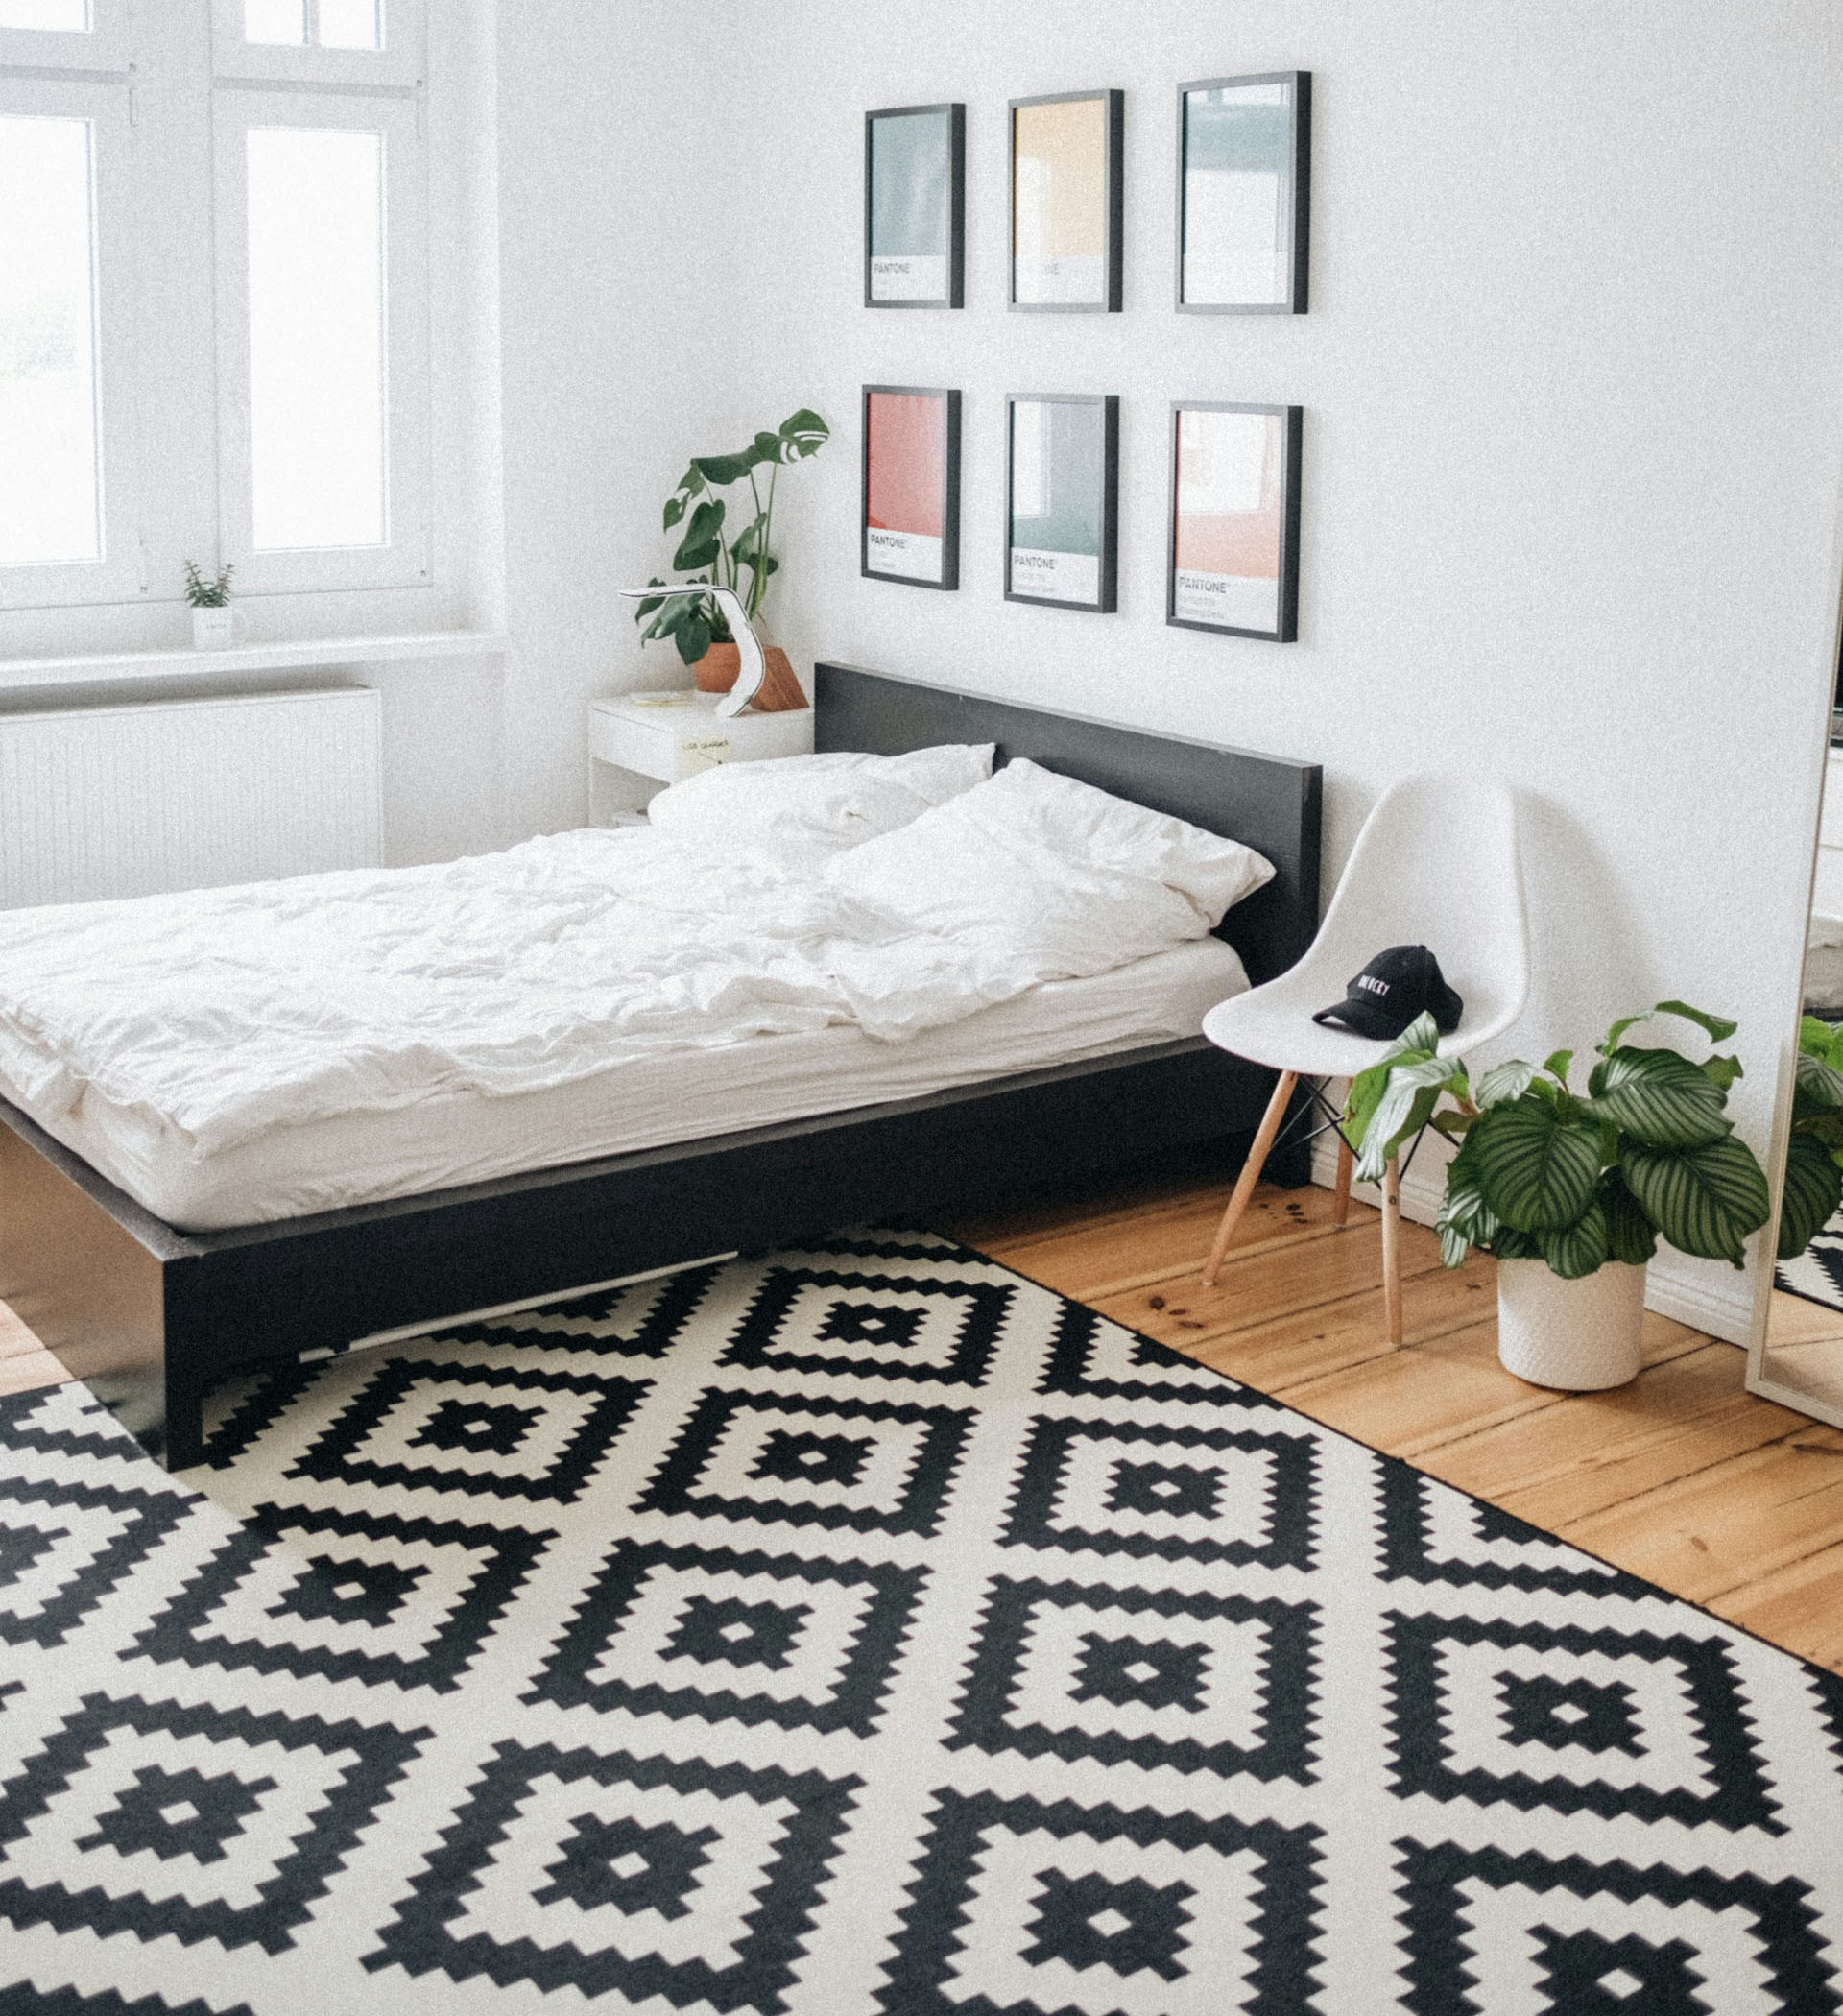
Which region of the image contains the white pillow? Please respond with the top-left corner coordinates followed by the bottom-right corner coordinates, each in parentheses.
top-left (645, 744), bottom-right (993, 858)
top-left (828, 757), bottom-right (1276, 971)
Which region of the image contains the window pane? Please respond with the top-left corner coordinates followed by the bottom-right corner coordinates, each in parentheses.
top-left (243, 0), bottom-right (304, 46)
top-left (316, 0), bottom-right (381, 50)
top-left (0, 1), bottom-right (90, 28)
top-left (247, 126), bottom-right (386, 550)
top-left (0, 114), bottom-right (101, 567)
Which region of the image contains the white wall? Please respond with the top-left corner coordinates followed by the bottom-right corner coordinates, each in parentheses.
top-left (495, 2), bottom-right (1843, 1338)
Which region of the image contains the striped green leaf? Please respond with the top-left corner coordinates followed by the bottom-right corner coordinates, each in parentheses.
top-left (1539, 1202), bottom-right (1610, 1280)
top-left (1777, 1130), bottom-right (1843, 1260)
top-left (1795, 1047), bottom-right (1843, 1113)
top-left (1474, 1060), bottom-right (1538, 1109)
top-left (1620, 1135), bottom-right (1771, 1265)
top-left (1436, 1138), bottom-right (1499, 1268)
top-left (1586, 1046), bottom-right (1733, 1149)
top-left (1599, 1168), bottom-right (1659, 1266)
top-left (1469, 1100), bottom-right (1604, 1233)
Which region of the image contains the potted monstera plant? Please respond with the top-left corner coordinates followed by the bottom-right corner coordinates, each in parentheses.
top-left (634, 408), bottom-right (828, 710)
top-left (1347, 1001), bottom-right (1772, 1389)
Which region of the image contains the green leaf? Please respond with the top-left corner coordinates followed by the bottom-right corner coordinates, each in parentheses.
top-left (1474, 1060), bottom-right (1538, 1109)
top-left (1585, 1045), bottom-right (1734, 1149)
top-left (671, 609), bottom-right (713, 666)
top-left (1468, 1099), bottom-right (1605, 1232)
top-left (694, 450), bottom-right (764, 486)
top-left (1653, 998), bottom-right (1739, 1044)
top-left (1353, 1051), bottom-right (1463, 1184)
top-left (1802, 1015), bottom-right (1843, 1071)
top-left (1344, 1014), bottom-right (1440, 1154)
top-left (754, 431), bottom-right (781, 460)
top-left (1599, 1167), bottom-right (1659, 1265)
top-left (671, 496), bottom-right (727, 572)
top-left (731, 513), bottom-right (769, 565)
top-left (1620, 1135), bottom-right (1772, 1266)
top-left (1779, 1130), bottom-right (1843, 1260)
top-left (1542, 1049), bottom-right (1574, 1086)
top-left (777, 407), bottom-right (829, 459)
top-left (1436, 1136), bottom-right (1499, 1267)
top-left (1539, 1202), bottom-right (1610, 1280)
top-left (1701, 1053), bottom-right (1744, 1093)
top-left (1601, 999), bottom-right (1738, 1056)
top-left (1796, 1047), bottom-right (1843, 1111)
top-left (662, 495), bottom-right (688, 531)
top-left (1489, 1226), bottom-right (1542, 1260)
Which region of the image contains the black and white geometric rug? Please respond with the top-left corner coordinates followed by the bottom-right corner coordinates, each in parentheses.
top-left (2, 1228), bottom-right (1841, 2015)
top-left (1776, 1202), bottom-right (1843, 1313)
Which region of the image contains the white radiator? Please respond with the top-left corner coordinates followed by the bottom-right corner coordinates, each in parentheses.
top-left (0, 686), bottom-right (383, 908)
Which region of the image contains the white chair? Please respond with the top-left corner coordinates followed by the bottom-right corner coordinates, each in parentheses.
top-left (1200, 774), bottom-right (1529, 1343)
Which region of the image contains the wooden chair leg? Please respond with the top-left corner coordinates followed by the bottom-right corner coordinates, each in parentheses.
top-left (1381, 1154), bottom-right (1403, 1346)
top-left (1202, 1070), bottom-right (1298, 1286)
top-left (1333, 1133), bottom-right (1354, 1227)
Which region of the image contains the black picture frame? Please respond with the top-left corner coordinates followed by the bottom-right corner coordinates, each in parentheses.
top-left (861, 385), bottom-right (961, 591)
top-left (1004, 394), bottom-right (1119, 614)
top-left (1166, 401), bottom-right (1302, 642)
top-left (1176, 72), bottom-right (1309, 315)
top-left (864, 103), bottom-right (966, 310)
top-left (1008, 89), bottom-right (1124, 314)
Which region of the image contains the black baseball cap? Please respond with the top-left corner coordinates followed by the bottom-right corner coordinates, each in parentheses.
top-left (1312, 945), bottom-right (1464, 1042)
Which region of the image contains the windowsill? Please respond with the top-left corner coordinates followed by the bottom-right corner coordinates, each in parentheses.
top-left (0, 629), bottom-right (511, 694)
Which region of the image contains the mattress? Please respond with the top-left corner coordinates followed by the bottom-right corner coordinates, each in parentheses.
top-left (24, 937), bottom-right (1248, 1232)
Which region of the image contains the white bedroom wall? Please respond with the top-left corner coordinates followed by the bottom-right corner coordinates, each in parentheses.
top-left (494, 1), bottom-right (1843, 1340)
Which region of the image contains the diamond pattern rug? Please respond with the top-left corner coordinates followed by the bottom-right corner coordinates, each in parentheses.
top-left (1776, 1201), bottom-right (1843, 1312)
top-left (1, 1227), bottom-right (1840, 2015)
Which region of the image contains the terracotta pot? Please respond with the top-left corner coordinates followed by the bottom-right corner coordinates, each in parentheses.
top-left (1496, 1258), bottom-right (1646, 1390)
top-left (693, 641), bottom-right (808, 713)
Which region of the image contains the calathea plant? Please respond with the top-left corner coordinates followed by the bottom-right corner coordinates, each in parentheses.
top-left (1347, 1001), bottom-right (1772, 1278)
top-left (634, 408), bottom-right (829, 664)
top-left (1774, 1016), bottom-right (1843, 1259)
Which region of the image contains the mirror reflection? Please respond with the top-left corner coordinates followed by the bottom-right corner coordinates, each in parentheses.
top-left (1756, 679), bottom-right (1843, 1427)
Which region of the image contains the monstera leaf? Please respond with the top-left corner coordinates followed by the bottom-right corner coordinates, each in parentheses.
top-left (1468, 1098), bottom-right (1605, 1234)
top-left (1620, 1135), bottom-right (1772, 1266)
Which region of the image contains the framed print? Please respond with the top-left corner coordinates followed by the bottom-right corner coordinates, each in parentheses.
top-left (1168, 402), bottom-right (1302, 641)
top-left (862, 385), bottom-right (960, 589)
top-left (865, 103), bottom-right (965, 308)
top-left (1009, 89), bottom-right (1123, 312)
top-left (1005, 394), bottom-right (1118, 612)
top-left (1177, 72), bottom-right (1309, 313)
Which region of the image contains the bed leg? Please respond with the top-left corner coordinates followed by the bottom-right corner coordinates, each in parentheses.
top-left (161, 1374), bottom-right (206, 1472)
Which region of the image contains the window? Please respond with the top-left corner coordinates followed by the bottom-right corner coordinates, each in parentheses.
top-left (0, 0), bottom-right (428, 613)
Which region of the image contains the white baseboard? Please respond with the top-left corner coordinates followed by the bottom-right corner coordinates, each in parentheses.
top-left (1304, 1137), bottom-right (1752, 1347)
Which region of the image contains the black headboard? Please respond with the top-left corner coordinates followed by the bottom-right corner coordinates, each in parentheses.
top-left (814, 662), bottom-right (1322, 987)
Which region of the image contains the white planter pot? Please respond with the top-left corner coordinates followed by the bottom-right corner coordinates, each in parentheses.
top-left (191, 605), bottom-right (245, 649)
top-left (1496, 1258), bottom-right (1647, 1390)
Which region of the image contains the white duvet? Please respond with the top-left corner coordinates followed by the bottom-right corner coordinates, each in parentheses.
top-left (0, 806), bottom-right (1254, 1163)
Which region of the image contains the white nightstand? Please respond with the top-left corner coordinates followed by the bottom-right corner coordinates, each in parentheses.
top-left (587, 689), bottom-right (815, 822)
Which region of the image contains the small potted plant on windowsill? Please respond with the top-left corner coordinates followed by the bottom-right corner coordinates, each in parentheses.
top-left (633, 408), bottom-right (828, 711)
top-left (1347, 1001), bottom-right (1772, 1389)
top-left (184, 561), bottom-right (242, 649)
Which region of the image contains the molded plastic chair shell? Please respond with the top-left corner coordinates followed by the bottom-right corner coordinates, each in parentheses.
top-left (1202, 772), bottom-right (1530, 1081)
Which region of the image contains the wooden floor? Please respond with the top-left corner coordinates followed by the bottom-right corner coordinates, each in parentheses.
top-left (945, 1170), bottom-right (1843, 1678)
top-left (6, 1169), bottom-right (1842, 1675)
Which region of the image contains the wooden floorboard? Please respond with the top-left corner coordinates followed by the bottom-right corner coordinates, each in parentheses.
top-left (5, 1167), bottom-right (1839, 1674)
top-left (946, 1174), bottom-right (1843, 1678)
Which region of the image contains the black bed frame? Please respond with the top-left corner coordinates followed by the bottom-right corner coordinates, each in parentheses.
top-left (0, 663), bottom-right (1322, 1468)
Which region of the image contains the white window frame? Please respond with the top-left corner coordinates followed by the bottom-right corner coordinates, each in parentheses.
top-left (0, 0), bottom-right (132, 76)
top-left (0, 73), bottom-right (149, 609)
top-left (211, 0), bottom-right (421, 91)
top-left (213, 84), bottom-right (429, 595)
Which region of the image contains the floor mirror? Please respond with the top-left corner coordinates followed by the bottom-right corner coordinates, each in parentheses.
top-left (1749, 638), bottom-right (1843, 1428)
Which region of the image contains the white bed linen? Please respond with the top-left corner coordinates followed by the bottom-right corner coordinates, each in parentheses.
top-left (29, 937), bottom-right (1247, 1230)
top-left (0, 819), bottom-right (1251, 1163)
